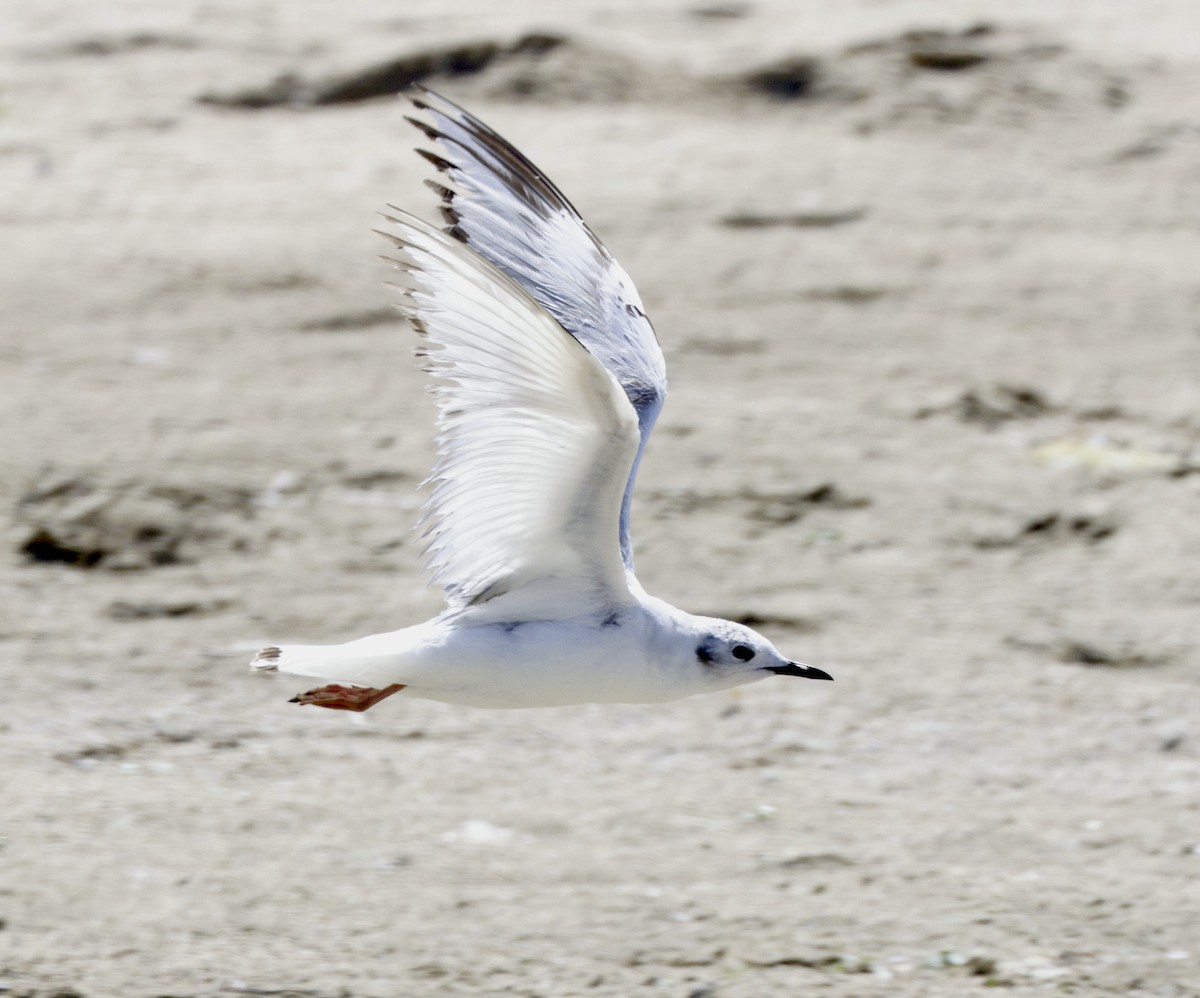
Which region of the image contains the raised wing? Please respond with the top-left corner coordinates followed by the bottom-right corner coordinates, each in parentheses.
top-left (405, 88), bottom-right (667, 568)
top-left (377, 211), bottom-right (641, 616)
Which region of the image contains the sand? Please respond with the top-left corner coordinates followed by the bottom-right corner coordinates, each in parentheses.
top-left (3, 2), bottom-right (1199, 996)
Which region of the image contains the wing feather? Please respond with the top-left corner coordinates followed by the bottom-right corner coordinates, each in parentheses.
top-left (377, 211), bottom-right (640, 614)
top-left (405, 88), bottom-right (667, 568)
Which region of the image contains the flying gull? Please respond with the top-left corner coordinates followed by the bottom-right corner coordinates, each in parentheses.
top-left (251, 88), bottom-right (832, 710)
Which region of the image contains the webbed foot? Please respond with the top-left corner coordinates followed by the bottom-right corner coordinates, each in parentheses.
top-left (289, 683), bottom-right (406, 712)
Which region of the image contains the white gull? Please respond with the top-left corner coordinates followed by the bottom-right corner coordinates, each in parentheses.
top-left (251, 88), bottom-right (832, 711)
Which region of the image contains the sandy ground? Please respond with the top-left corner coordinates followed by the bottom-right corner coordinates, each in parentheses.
top-left (3, 2), bottom-right (1200, 996)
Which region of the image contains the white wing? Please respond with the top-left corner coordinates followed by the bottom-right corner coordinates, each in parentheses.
top-left (377, 211), bottom-right (641, 616)
top-left (405, 88), bottom-right (667, 570)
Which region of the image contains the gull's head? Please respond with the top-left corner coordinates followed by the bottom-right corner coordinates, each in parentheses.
top-left (689, 617), bottom-right (832, 687)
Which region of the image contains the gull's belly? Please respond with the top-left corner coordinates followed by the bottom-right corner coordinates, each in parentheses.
top-left (401, 618), bottom-right (687, 708)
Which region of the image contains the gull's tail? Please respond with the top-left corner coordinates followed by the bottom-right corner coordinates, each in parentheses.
top-left (250, 644), bottom-right (305, 674)
top-left (250, 643), bottom-right (377, 681)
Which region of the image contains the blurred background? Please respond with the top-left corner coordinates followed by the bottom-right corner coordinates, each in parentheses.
top-left (3, 2), bottom-right (1198, 996)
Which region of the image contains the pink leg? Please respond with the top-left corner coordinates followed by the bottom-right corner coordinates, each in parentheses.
top-left (290, 683), bottom-right (406, 712)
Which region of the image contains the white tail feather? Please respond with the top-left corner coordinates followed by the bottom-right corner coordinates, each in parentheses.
top-left (250, 643), bottom-right (367, 683)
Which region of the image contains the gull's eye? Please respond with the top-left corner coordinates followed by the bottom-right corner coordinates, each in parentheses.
top-left (731, 644), bottom-right (755, 662)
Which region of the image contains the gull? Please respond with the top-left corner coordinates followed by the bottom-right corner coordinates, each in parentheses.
top-left (251, 88), bottom-right (832, 711)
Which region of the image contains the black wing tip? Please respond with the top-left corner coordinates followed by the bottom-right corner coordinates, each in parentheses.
top-left (423, 179), bottom-right (456, 203)
top-left (406, 84), bottom-right (464, 119)
top-left (416, 147), bottom-right (455, 174)
top-left (404, 113), bottom-right (441, 142)
top-left (400, 82), bottom-right (432, 110)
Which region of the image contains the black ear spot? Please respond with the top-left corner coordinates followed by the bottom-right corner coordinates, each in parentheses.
top-left (696, 643), bottom-right (716, 664)
top-left (731, 644), bottom-right (755, 662)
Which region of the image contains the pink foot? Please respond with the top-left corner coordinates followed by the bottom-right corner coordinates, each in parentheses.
top-left (290, 683), bottom-right (406, 712)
